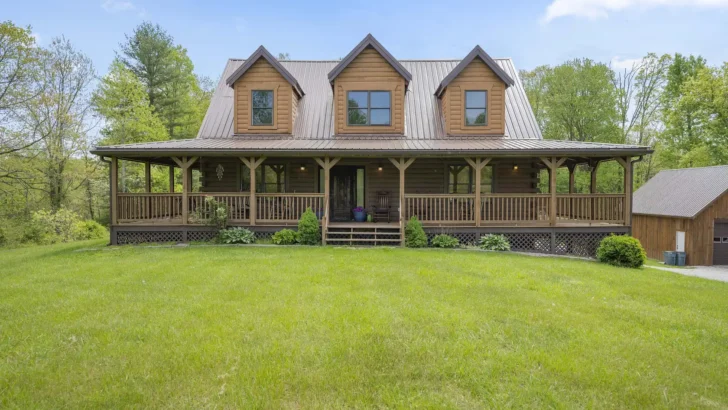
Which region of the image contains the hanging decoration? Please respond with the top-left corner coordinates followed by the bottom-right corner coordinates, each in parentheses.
top-left (216, 164), bottom-right (224, 180)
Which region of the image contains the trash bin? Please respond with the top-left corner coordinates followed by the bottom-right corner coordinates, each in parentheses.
top-left (664, 251), bottom-right (677, 266)
top-left (676, 252), bottom-right (686, 266)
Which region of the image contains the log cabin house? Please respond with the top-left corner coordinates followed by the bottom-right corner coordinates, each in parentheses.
top-left (91, 34), bottom-right (652, 255)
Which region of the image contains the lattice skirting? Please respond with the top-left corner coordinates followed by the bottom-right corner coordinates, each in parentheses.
top-left (424, 228), bottom-right (625, 258)
top-left (112, 226), bottom-right (289, 245)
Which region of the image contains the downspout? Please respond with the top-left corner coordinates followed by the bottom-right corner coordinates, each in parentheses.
top-left (629, 156), bottom-right (644, 236)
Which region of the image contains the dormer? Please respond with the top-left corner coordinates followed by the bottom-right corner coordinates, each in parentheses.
top-left (226, 46), bottom-right (304, 134)
top-left (328, 34), bottom-right (412, 135)
top-left (436, 46), bottom-right (514, 136)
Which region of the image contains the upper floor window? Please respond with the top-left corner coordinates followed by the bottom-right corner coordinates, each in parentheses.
top-left (252, 90), bottom-right (274, 126)
top-left (465, 90), bottom-right (487, 126)
top-left (347, 91), bottom-right (391, 126)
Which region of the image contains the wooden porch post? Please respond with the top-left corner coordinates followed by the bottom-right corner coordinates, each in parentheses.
top-left (465, 157), bottom-right (492, 227)
top-left (145, 162), bottom-right (152, 192)
top-left (590, 161), bottom-right (600, 194)
top-left (389, 157), bottom-right (416, 246)
top-left (172, 156), bottom-right (198, 225)
top-left (169, 165), bottom-right (175, 193)
top-left (239, 157), bottom-right (266, 226)
top-left (616, 156), bottom-right (632, 226)
top-left (110, 157), bottom-right (118, 226)
top-left (541, 157), bottom-right (566, 227)
top-left (314, 156), bottom-right (341, 245)
top-left (567, 164), bottom-right (575, 194)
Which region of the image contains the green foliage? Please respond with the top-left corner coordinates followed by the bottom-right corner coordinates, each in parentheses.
top-left (597, 235), bottom-right (647, 268)
top-left (479, 234), bottom-right (511, 251)
top-left (0, 225), bottom-right (6, 246)
top-left (92, 60), bottom-right (168, 145)
top-left (73, 220), bottom-right (108, 240)
top-left (272, 229), bottom-right (298, 245)
top-left (218, 228), bottom-right (256, 244)
top-left (192, 197), bottom-right (227, 229)
top-left (117, 22), bottom-right (212, 140)
top-left (431, 234), bottom-right (459, 248)
top-left (297, 207), bottom-right (321, 245)
top-left (404, 216), bottom-right (427, 248)
top-left (23, 209), bottom-right (81, 244)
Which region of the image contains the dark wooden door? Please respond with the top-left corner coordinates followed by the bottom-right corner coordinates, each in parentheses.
top-left (714, 222), bottom-right (728, 265)
top-left (330, 167), bottom-right (357, 221)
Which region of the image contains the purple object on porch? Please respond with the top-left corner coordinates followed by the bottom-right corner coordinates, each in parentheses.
top-left (352, 207), bottom-right (366, 222)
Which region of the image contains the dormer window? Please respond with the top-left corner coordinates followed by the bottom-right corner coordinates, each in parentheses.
top-left (252, 90), bottom-right (274, 126)
top-left (465, 90), bottom-right (487, 126)
top-left (347, 91), bottom-right (391, 126)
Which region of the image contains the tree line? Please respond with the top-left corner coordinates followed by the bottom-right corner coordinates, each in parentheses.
top-left (521, 53), bottom-right (728, 192)
top-left (0, 20), bottom-right (213, 244)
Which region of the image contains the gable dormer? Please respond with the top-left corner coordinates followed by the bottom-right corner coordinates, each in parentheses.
top-left (328, 34), bottom-right (412, 135)
top-left (226, 46), bottom-right (304, 134)
top-left (436, 46), bottom-right (514, 136)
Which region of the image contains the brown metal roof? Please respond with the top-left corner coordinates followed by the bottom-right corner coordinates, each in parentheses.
top-left (197, 57), bottom-right (543, 141)
top-left (92, 137), bottom-right (650, 157)
top-left (327, 34), bottom-right (412, 85)
top-left (633, 165), bottom-right (728, 218)
top-left (435, 45), bottom-right (515, 97)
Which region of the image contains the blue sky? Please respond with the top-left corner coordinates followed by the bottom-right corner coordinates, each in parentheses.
top-left (6, 0), bottom-right (728, 81)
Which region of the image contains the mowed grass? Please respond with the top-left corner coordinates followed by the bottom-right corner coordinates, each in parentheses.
top-left (1, 242), bottom-right (727, 408)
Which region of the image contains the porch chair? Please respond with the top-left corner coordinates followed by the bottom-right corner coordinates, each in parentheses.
top-left (372, 191), bottom-right (391, 223)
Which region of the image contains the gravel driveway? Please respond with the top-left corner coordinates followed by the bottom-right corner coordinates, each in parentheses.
top-left (650, 265), bottom-right (728, 283)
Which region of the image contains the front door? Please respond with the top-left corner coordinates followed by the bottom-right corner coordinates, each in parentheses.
top-left (330, 166), bottom-right (364, 222)
top-left (714, 222), bottom-right (728, 265)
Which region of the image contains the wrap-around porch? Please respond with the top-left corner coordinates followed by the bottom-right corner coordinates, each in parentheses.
top-left (109, 154), bottom-right (635, 244)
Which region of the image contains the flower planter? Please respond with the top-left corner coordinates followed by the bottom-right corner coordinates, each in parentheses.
top-left (353, 211), bottom-right (367, 222)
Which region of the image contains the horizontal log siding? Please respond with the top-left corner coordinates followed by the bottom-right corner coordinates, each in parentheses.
top-left (233, 59), bottom-right (295, 134)
top-left (199, 157), bottom-right (538, 221)
top-left (334, 47), bottom-right (406, 134)
top-left (443, 58), bottom-right (506, 135)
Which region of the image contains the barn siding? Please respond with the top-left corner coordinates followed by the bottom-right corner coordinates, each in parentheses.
top-left (633, 191), bottom-right (728, 265)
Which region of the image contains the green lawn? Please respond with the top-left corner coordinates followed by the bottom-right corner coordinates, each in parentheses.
top-left (1, 242), bottom-right (727, 408)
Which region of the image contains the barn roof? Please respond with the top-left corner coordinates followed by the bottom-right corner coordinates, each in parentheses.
top-left (633, 165), bottom-right (728, 218)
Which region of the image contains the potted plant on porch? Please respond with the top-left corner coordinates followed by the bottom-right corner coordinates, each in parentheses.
top-left (352, 206), bottom-right (367, 222)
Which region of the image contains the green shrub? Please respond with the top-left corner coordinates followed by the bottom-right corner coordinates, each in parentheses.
top-left (192, 197), bottom-right (228, 229)
top-left (479, 234), bottom-right (511, 251)
top-left (272, 229), bottom-right (298, 245)
top-left (405, 216), bottom-right (427, 248)
top-left (23, 209), bottom-right (81, 245)
top-left (297, 207), bottom-right (321, 245)
top-left (218, 228), bottom-right (256, 244)
top-left (596, 235), bottom-right (646, 268)
top-left (431, 234), bottom-right (459, 248)
top-left (73, 220), bottom-right (108, 240)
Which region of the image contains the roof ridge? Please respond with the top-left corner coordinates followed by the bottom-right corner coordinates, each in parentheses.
top-left (227, 58), bottom-right (512, 63)
top-left (659, 164), bottom-right (728, 172)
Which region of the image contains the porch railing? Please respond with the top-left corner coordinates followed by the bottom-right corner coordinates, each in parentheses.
top-left (188, 193), bottom-right (250, 224)
top-left (481, 194), bottom-right (551, 224)
top-left (556, 194), bottom-right (624, 224)
top-left (403, 194), bottom-right (476, 224)
top-left (256, 193), bottom-right (325, 222)
top-left (117, 193), bottom-right (183, 223)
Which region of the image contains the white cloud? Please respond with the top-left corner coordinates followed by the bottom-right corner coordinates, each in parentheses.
top-left (543, 0), bottom-right (728, 22)
top-left (101, 0), bottom-right (136, 13)
top-left (611, 56), bottom-right (643, 71)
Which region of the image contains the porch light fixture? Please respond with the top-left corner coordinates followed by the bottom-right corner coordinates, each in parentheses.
top-left (300, 164), bottom-right (306, 171)
top-left (215, 164), bottom-right (224, 181)
top-left (513, 164), bottom-right (518, 171)
top-left (377, 163), bottom-right (383, 171)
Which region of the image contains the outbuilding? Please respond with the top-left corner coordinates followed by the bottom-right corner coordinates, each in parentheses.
top-left (633, 165), bottom-right (728, 266)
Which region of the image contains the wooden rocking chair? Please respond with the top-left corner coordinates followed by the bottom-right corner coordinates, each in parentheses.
top-left (372, 191), bottom-right (391, 223)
